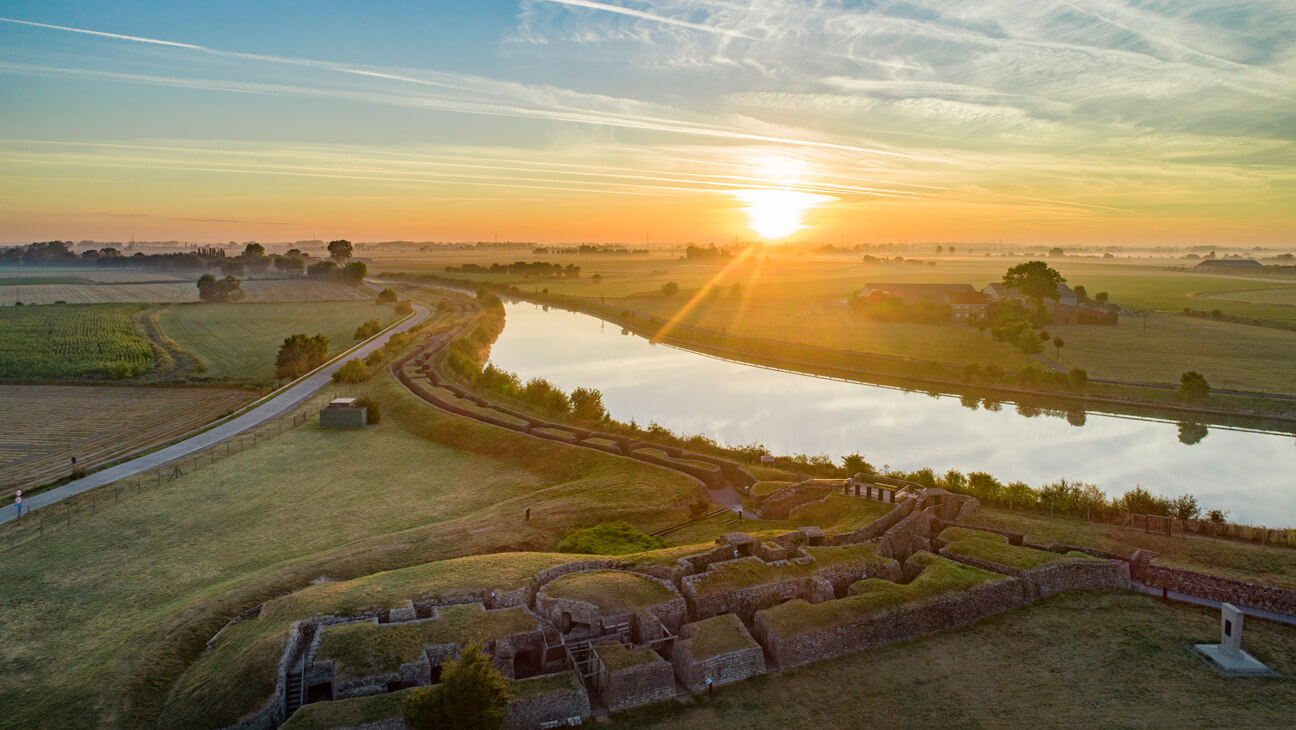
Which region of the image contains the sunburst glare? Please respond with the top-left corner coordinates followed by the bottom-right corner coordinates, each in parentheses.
top-left (734, 189), bottom-right (835, 239)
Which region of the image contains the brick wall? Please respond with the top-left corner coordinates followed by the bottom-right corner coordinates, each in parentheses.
top-left (682, 557), bottom-right (834, 622)
top-left (671, 616), bottom-right (766, 692)
top-left (825, 500), bottom-right (914, 546)
top-left (1140, 563), bottom-right (1296, 615)
top-left (753, 577), bottom-right (1030, 670)
top-left (598, 654), bottom-right (677, 712)
top-left (504, 672), bottom-right (591, 730)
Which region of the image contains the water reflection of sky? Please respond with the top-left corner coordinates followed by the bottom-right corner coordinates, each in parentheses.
top-left (489, 303), bottom-right (1296, 527)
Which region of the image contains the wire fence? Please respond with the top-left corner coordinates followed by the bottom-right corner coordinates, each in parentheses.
top-left (1, 385), bottom-right (364, 551)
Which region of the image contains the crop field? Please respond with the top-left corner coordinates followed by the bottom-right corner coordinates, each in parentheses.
top-left (0, 303), bottom-right (156, 379)
top-left (158, 300), bottom-right (400, 381)
top-left (0, 384), bottom-right (254, 495)
top-left (0, 277), bottom-right (372, 306)
top-left (0, 372), bottom-right (701, 728)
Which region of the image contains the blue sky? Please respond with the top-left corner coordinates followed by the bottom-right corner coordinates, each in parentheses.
top-left (1, 1), bottom-right (1293, 242)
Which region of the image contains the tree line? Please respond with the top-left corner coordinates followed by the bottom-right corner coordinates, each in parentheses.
top-left (444, 261), bottom-right (581, 278)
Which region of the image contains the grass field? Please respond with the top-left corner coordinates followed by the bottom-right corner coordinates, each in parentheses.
top-left (606, 591), bottom-right (1296, 728)
top-left (0, 303), bottom-right (156, 379)
top-left (1055, 311), bottom-right (1296, 393)
top-left (1207, 285), bottom-right (1296, 306)
top-left (0, 384), bottom-right (254, 495)
top-left (0, 371), bottom-right (701, 728)
top-left (158, 300), bottom-right (400, 381)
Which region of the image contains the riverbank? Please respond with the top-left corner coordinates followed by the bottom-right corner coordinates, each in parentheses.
top-left (387, 273), bottom-right (1296, 432)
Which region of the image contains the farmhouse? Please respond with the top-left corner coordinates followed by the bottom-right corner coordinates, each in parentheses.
top-left (947, 290), bottom-right (989, 322)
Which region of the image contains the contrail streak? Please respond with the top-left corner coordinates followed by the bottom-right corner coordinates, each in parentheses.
top-left (536, 0), bottom-right (752, 38)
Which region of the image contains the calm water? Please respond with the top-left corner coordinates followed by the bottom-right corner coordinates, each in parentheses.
top-left (488, 301), bottom-right (1296, 526)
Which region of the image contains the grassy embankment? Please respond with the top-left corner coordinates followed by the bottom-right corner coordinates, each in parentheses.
top-left (158, 300), bottom-right (399, 382)
top-left (969, 506), bottom-right (1296, 589)
top-left (0, 369), bottom-right (703, 729)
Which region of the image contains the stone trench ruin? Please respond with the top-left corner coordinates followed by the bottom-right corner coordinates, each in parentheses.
top-left (213, 485), bottom-right (1150, 730)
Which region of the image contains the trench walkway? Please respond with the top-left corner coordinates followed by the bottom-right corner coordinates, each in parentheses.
top-left (2, 303), bottom-right (430, 525)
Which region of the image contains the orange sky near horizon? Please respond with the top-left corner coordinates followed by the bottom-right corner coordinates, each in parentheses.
top-left (1, 3), bottom-right (1293, 246)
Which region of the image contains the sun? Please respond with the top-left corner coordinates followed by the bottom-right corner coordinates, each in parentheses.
top-left (734, 188), bottom-right (834, 240)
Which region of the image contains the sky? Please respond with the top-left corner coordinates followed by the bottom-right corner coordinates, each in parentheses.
top-left (0, 0), bottom-right (1293, 244)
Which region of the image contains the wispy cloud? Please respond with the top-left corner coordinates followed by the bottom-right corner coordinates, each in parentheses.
top-left (2, 2), bottom-right (1293, 241)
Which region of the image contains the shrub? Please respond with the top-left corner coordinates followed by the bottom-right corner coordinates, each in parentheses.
top-left (661, 281), bottom-right (680, 296)
top-left (332, 358), bottom-right (369, 384)
top-left (353, 318), bottom-right (382, 340)
top-left (354, 395), bottom-right (381, 424)
top-left (395, 300), bottom-right (414, 316)
top-left (557, 522), bottom-right (666, 555)
top-left (376, 287), bottom-right (398, 304)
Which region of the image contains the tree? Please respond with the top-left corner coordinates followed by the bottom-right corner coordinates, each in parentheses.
top-left (1094, 291), bottom-right (1109, 304)
top-left (197, 273), bottom-right (241, 302)
top-left (1048, 247), bottom-right (1065, 257)
top-left (841, 452), bottom-right (874, 476)
top-left (327, 239), bottom-right (353, 262)
top-left (376, 288), bottom-right (398, 304)
top-left (274, 255), bottom-right (304, 275)
top-left (1073, 284), bottom-right (1087, 299)
top-left (570, 387), bottom-right (607, 422)
top-left (395, 300), bottom-right (414, 316)
top-left (661, 281), bottom-right (680, 296)
top-left (220, 260), bottom-right (245, 276)
top-left (1177, 421), bottom-right (1209, 445)
top-left (307, 260), bottom-right (339, 280)
top-left (402, 645), bottom-right (511, 730)
top-left (242, 242), bottom-right (265, 258)
top-left (1067, 368), bottom-right (1088, 391)
top-left (1001, 261), bottom-right (1066, 301)
top-left (1177, 370), bottom-right (1210, 402)
top-left (591, 273), bottom-right (602, 285)
top-left (332, 358), bottom-right (369, 383)
top-left (1052, 336), bottom-right (1064, 358)
top-left (275, 333), bottom-right (329, 379)
top-left (967, 472), bottom-right (1002, 503)
top-left (341, 261), bottom-right (367, 284)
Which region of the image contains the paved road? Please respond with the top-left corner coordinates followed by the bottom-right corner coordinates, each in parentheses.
top-left (3, 304), bottom-right (430, 525)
